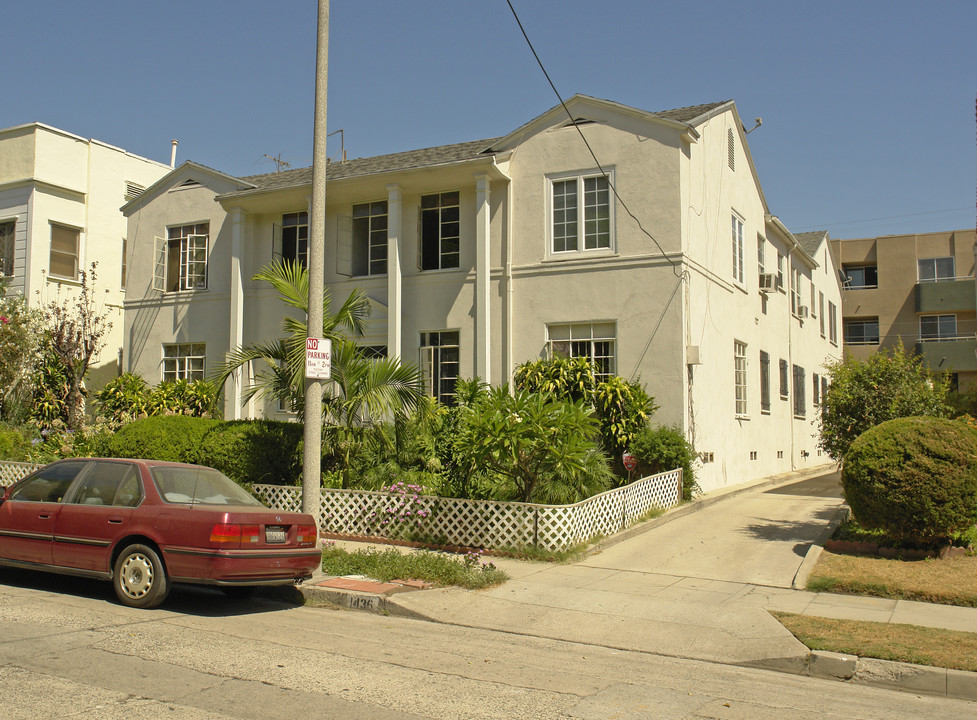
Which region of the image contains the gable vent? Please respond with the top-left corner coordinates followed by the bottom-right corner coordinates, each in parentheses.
top-left (727, 128), bottom-right (735, 171)
top-left (124, 181), bottom-right (145, 201)
top-left (179, 178), bottom-right (201, 188)
top-left (562, 117), bottom-right (596, 128)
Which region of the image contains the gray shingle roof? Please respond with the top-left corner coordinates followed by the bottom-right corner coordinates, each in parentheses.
top-left (794, 231), bottom-right (828, 257)
top-left (239, 138), bottom-right (499, 192)
top-left (653, 101), bottom-right (731, 123)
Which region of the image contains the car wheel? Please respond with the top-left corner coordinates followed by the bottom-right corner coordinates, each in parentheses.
top-left (113, 544), bottom-right (169, 609)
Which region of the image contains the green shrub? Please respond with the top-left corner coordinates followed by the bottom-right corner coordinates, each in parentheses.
top-left (95, 373), bottom-right (151, 421)
top-left (104, 415), bottom-right (217, 463)
top-left (0, 423), bottom-right (30, 461)
top-left (197, 420), bottom-right (303, 486)
top-left (629, 424), bottom-right (699, 500)
top-left (842, 416), bottom-right (977, 542)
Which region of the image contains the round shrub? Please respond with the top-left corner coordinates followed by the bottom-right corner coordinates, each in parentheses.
top-left (197, 420), bottom-right (303, 486)
top-left (629, 424), bottom-right (699, 500)
top-left (104, 415), bottom-right (217, 463)
top-left (842, 416), bottom-right (977, 541)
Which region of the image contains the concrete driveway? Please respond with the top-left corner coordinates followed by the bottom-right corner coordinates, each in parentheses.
top-left (579, 470), bottom-right (845, 588)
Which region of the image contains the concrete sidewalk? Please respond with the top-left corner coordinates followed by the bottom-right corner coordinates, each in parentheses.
top-left (303, 467), bottom-right (977, 702)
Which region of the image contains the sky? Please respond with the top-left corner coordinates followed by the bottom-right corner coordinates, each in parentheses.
top-left (3, 0), bottom-right (975, 240)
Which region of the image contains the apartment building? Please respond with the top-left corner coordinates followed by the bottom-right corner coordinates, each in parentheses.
top-left (829, 229), bottom-right (977, 390)
top-left (0, 122), bottom-right (170, 385)
top-left (121, 95), bottom-right (841, 492)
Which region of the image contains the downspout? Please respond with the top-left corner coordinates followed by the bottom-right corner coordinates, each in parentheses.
top-left (505, 174), bottom-right (514, 384)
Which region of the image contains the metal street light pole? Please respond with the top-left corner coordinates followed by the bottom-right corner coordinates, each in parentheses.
top-left (303, 0), bottom-right (328, 524)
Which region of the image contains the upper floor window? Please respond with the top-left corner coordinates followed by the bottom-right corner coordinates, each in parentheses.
top-left (0, 220), bottom-right (14, 276)
top-left (551, 174), bottom-right (612, 254)
top-left (281, 212), bottom-right (308, 268)
top-left (757, 235), bottom-right (765, 277)
top-left (792, 364), bottom-right (806, 418)
top-left (918, 257), bottom-right (955, 283)
top-left (791, 267), bottom-right (803, 315)
top-left (759, 350), bottom-right (771, 413)
top-left (352, 202), bottom-right (388, 276)
top-left (919, 314), bottom-right (957, 341)
top-left (734, 341), bottom-right (748, 417)
top-left (121, 237), bottom-right (127, 289)
top-left (731, 214), bottom-right (744, 284)
top-left (155, 223), bottom-right (208, 292)
top-left (843, 318), bottom-right (880, 345)
top-left (547, 322), bottom-right (616, 382)
top-left (776, 252), bottom-right (786, 292)
top-left (843, 264), bottom-right (878, 289)
top-left (50, 223), bottom-right (80, 279)
top-left (162, 343), bottom-right (205, 382)
top-left (420, 192), bottom-right (459, 270)
top-left (828, 301), bottom-right (838, 344)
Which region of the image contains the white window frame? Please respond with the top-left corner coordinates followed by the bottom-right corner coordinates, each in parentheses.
top-left (162, 343), bottom-right (206, 382)
top-left (156, 222), bottom-right (208, 292)
top-left (790, 267), bottom-right (803, 316)
top-left (352, 201), bottom-right (388, 277)
top-left (777, 252), bottom-right (786, 293)
top-left (731, 214), bottom-right (745, 285)
top-left (278, 211), bottom-right (308, 268)
top-left (547, 322), bottom-right (616, 381)
top-left (49, 222), bottom-right (81, 280)
top-left (819, 291), bottom-right (825, 337)
top-left (734, 340), bottom-right (748, 418)
top-left (828, 302), bottom-right (838, 345)
top-left (420, 330), bottom-right (460, 404)
top-left (548, 170), bottom-right (615, 257)
top-left (419, 191), bottom-right (460, 271)
top-left (757, 234), bottom-right (765, 277)
top-left (0, 219), bottom-right (15, 276)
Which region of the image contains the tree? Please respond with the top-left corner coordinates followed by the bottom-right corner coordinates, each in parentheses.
top-left (457, 385), bottom-right (611, 504)
top-left (39, 264), bottom-right (112, 430)
top-left (211, 260), bottom-right (370, 418)
top-left (0, 278), bottom-right (42, 422)
top-left (819, 344), bottom-right (951, 460)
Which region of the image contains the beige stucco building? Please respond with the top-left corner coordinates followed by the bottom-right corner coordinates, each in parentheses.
top-left (829, 229), bottom-right (977, 389)
top-left (0, 122), bottom-right (169, 384)
top-left (122, 96), bottom-right (841, 492)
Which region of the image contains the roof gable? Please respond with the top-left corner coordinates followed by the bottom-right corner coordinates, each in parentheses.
top-left (122, 161), bottom-right (254, 215)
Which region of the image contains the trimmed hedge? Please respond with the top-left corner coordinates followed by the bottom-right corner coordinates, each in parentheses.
top-left (629, 424), bottom-right (699, 500)
top-left (0, 423), bottom-right (29, 461)
top-left (197, 420), bottom-right (303, 486)
top-left (842, 416), bottom-right (977, 541)
top-left (104, 415), bottom-right (217, 463)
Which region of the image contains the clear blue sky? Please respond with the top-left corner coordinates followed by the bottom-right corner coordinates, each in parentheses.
top-left (3, 1), bottom-right (975, 239)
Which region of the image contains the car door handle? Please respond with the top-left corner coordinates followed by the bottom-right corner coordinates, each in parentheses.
top-left (108, 518), bottom-right (123, 524)
top-left (38, 513), bottom-right (51, 519)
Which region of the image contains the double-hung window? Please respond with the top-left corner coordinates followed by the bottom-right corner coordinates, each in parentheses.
top-left (918, 257), bottom-right (954, 282)
top-left (352, 201), bottom-right (388, 276)
top-left (792, 364), bottom-right (806, 418)
top-left (779, 359), bottom-right (790, 399)
top-left (0, 220), bottom-right (14, 276)
top-left (551, 173), bottom-right (612, 254)
top-left (162, 343), bottom-right (205, 382)
top-left (759, 350), bottom-right (771, 413)
top-left (919, 314), bottom-right (957, 341)
top-left (157, 223), bottom-right (208, 292)
top-left (50, 223), bottom-right (80, 279)
top-left (419, 192), bottom-right (459, 270)
top-left (731, 214), bottom-right (745, 284)
top-left (420, 331), bottom-right (460, 404)
top-left (828, 302), bottom-right (838, 344)
top-left (547, 322), bottom-right (616, 381)
top-left (734, 341), bottom-right (748, 417)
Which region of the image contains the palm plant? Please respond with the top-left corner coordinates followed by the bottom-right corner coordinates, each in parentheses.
top-left (210, 260), bottom-right (370, 418)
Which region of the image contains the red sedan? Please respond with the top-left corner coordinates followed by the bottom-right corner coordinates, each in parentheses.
top-left (0, 458), bottom-right (321, 608)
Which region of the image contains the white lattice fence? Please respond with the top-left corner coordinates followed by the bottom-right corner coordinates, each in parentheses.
top-left (0, 461), bottom-right (42, 488)
top-left (253, 468), bottom-right (681, 552)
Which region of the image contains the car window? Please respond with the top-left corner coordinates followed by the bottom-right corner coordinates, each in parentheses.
top-left (69, 462), bottom-right (142, 508)
top-left (150, 466), bottom-right (264, 506)
top-left (9, 461), bottom-right (87, 503)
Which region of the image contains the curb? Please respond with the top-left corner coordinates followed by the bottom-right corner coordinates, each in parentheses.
top-left (791, 504), bottom-right (851, 590)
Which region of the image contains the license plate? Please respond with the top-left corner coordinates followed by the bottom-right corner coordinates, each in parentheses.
top-left (265, 527), bottom-right (287, 544)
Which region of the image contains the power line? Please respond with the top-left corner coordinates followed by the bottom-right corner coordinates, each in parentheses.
top-left (504, 0), bottom-right (682, 278)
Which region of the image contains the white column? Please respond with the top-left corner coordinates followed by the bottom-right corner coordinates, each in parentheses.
top-left (474, 173), bottom-right (491, 382)
top-left (386, 183), bottom-right (402, 360)
top-left (227, 207), bottom-right (245, 420)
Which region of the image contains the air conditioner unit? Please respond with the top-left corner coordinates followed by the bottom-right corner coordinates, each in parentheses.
top-left (797, 305), bottom-right (810, 319)
top-left (758, 273), bottom-right (777, 292)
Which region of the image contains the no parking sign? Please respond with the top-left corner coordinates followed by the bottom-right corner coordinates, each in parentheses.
top-left (305, 337), bottom-right (332, 380)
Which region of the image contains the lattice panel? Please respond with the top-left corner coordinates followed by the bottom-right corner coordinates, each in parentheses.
top-left (253, 468), bottom-right (682, 552)
top-left (0, 461), bottom-right (41, 488)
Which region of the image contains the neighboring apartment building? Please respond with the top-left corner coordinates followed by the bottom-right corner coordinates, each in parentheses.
top-left (122, 95), bottom-right (841, 492)
top-left (828, 230), bottom-right (977, 390)
top-left (0, 122), bottom-right (170, 386)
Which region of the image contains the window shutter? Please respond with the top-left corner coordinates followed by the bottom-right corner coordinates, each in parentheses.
top-left (336, 215), bottom-right (352, 277)
top-left (272, 223), bottom-right (282, 262)
top-left (153, 236), bottom-right (165, 292)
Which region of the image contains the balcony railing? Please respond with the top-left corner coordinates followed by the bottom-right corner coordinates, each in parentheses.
top-left (916, 278), bottom-right (976, 313)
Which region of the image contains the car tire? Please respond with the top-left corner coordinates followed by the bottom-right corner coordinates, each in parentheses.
top-left (113, 544), bottom-right (169, 609)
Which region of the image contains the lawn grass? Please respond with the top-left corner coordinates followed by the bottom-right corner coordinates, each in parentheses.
top-left (321, 546), bottom-right (509, 590)
top-left (772, 611), bottom-right (977, 673)
top-left (808, 550), bottom-right (977, 607)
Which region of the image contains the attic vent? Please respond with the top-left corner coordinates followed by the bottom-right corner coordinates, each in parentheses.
top-left (124, 181), bottom-right (145, 201)
top-left (727, 128), bottom-right (735, 171)
top-left (179, 178), bottom-right (201, 188)
top-left (563, 118), bottom-right (595, 128)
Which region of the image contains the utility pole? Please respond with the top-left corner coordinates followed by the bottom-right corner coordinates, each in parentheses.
top-left (303, 0), bottom-right (328, 524)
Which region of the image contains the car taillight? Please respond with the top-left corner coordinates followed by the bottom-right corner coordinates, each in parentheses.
top-left (241, 525), bottom-right (260, 544)
top-left (296, 525), bottom-right (317, 545)
top-left (210, 523), bottom-right (241, 546)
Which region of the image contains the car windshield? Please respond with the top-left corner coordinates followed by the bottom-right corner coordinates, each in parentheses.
top-left (149, 466), bottom-right (265, 507)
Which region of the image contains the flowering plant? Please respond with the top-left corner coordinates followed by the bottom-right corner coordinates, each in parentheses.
top-left (368, 481), bottom-right (434, 540)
